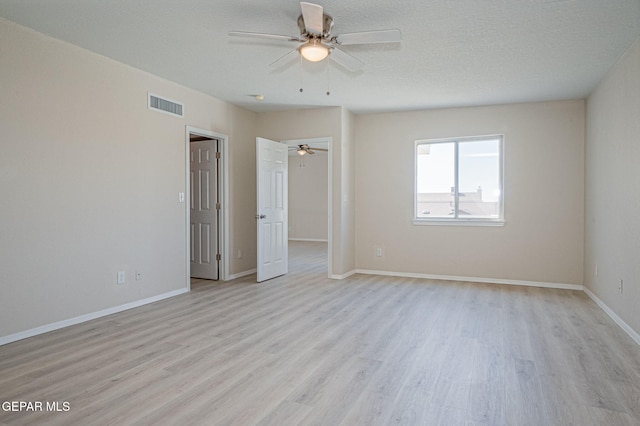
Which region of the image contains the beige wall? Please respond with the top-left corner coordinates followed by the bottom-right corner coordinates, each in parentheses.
top-left (339, 109), bottom-right (356, 275)
top-left (585, 37), bottom-right (640, 335)
top-left (225, 109), bottom-right (258, 277)
top-left (289, 153), bottom-right (328, 241)
top-left (0, 19), bottom-right (257, 338)
top-left (354, 101), bottom-right (585, 285)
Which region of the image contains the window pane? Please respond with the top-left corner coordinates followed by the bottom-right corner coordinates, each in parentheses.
top-left (458, 139), bottom-right (501, 218)
top-left (416, 142), bottom-right (455, 218)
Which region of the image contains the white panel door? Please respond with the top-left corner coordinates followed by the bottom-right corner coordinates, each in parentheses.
top-left (190, 140), bottom-right (219, 280)
top-left (256, 137), bottom-right (288, 282)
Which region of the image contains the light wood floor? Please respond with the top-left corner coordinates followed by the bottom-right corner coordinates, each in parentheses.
top-left (1, 241), bottom-right (640, 425)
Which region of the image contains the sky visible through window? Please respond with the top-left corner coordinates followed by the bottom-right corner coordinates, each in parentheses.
top-left (417, 138), bottom-right (501, 202)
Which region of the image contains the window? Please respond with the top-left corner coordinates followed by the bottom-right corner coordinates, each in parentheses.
top-left (415, 135), bottom-right (504, 225)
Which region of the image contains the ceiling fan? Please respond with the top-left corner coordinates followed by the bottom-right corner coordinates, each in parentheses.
top-left (290, 144), bottom-right (328, 155)
top-left (228, 2), bottom-right (401, 72)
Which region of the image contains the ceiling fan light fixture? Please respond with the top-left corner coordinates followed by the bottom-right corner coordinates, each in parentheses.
top-left (299, 39), bottom-right (329, 62)
top-left (297, 148), bottom-right (307, 155)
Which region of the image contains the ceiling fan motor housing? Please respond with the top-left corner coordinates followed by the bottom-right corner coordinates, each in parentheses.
top-left (297, 13), bottom-right (334, 38)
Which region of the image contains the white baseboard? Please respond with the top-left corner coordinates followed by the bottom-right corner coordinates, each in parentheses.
top-left (227, 268), bottom-right (257, 280)
top-left (583, 287), bottom-right (640, 346)
top-left (289, 238), bottom-right (328, 242)
top-left (355, 269), bottom-right (584, 291)
top-left (330, 270), bottom-right (357, 280)
top-left (0, 288), bottom-right (189, 346)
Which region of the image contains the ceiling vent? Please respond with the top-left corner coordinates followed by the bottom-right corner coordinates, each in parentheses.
top-left (148, 93), bottom-right (184, 118)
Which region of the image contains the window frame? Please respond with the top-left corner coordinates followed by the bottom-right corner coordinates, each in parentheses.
top-left (413, 134), bottom-right (505, 227)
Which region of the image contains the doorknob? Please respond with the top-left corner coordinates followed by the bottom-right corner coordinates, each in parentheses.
top-left (255, 214), bottom-right (267, 219)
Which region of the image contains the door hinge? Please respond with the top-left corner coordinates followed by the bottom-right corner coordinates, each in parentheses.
top-left (215, 151), bottom-right (221, 159)
top-left (216, 202), bottom-right (221, 210)
top-left (216, 253), bottom-right (221, 261)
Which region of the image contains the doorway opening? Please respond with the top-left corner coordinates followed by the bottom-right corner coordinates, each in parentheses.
top-left (185, 127), bottom-right (229, 290)
top-left (284, 137), bottom-right (332, 277)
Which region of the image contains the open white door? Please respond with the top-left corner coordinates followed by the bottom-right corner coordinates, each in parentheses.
top-left (190, 139), bottom-right (219, 280)
top-left (256, 137), bottom-right (288, 282)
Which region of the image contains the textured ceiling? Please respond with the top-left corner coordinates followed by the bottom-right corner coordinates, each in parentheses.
top-left (1, 0), bottom-right (639, 113)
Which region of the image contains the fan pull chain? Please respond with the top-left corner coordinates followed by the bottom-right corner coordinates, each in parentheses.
top-left (326, 59), bottom-right (331, 96)
top-left (299, 54), bottom-right (304, 93)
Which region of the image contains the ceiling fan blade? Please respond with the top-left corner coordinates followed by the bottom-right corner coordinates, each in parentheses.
top-left (229, 31), bottom-right (303, 43)
top-left (329, 47), bottom-right (364, 72)
top-left (335, 29), bottom-right (402, 45)
top-left (270, 49), bottom-right (300, 68)
top-left (300, 2), bottom-right (324, 35)
top-left (309, 147), bottom-right (328, 152)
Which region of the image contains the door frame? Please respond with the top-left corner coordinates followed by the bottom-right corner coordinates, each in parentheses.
top-left (283, 137), bottom-right (333, 278)
top-left (185, 126), bottom-right (229, 289)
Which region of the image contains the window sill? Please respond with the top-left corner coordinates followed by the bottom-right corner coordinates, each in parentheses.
top-left (413, 219), bottom-right (505, 227)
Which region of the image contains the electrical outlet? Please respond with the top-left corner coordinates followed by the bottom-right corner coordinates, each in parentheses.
top-left (595, 264), bottom-right (598, 277)
top-left (618, 279), bottom-right (624, 294)
top-left (135, 270), bottom-right (142, 281)
top-left (375, 247), bottom-right (383, 257)
top-left (117, 271), bottom-right (125, 285)
top-left (237, 249), bottom-right (243, 259)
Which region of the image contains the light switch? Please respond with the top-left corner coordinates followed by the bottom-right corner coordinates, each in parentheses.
top-left (178, 192), bottom-right (185, 203)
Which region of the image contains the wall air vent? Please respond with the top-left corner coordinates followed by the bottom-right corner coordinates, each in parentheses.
top-left (148, 93), bottom-right (184, 118)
